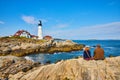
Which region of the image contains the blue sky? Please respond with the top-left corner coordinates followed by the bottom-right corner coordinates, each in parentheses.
top-left (0, 0), bottom-right (120, 40)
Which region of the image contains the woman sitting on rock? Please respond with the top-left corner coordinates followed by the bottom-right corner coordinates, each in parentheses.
top-left (83, 46), bottom-right (92, 60)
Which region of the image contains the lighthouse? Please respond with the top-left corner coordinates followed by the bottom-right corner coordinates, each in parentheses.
top-left (38, 20), bottom-right (43, 39)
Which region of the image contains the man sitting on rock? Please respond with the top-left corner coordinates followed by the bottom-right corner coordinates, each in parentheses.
top-left (93, 44), bottom-right (105, 60)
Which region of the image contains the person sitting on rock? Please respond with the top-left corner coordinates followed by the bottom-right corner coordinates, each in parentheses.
top-left (83, 46), bottom-right (92, 60)
top-left (93, 44), bottom-right (105, 60)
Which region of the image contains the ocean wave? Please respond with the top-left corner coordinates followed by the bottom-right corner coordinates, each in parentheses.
top-left (54, 53), bottom-right (57, 54)
top-left (25, 56), bottom-right (34, 62)
top-left (54, 52), bottom-right (63, 55)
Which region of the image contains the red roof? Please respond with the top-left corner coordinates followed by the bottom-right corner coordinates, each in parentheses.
top-left (14, 30), bottom-right (31, 36)
top-left (43, 35), bottom-right (53, 40)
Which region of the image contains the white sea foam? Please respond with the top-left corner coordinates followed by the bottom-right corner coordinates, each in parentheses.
top-left (25, 56), bottom-right (34, 62)
top-left (54, 52), bottom-right (62, 54)
top-left (54, 53), bottom-right (57, 54)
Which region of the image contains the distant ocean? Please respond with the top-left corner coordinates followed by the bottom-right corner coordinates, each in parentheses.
top-left (25, 40), bottom-right (120, 64)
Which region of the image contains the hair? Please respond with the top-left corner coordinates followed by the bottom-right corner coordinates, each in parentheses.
top-left (96, 44), bottom-right (101, 48)
top-left (85, 47), bottom-right (90, 51)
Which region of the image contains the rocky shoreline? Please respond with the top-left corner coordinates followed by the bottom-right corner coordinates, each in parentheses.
top-left (0, 37), bottom-right (85, 79)
top-left (0, 56), bottom-right (40, 80)
top-left (0, 56), bottom-right (120, 80)
top-left (1, 37), bottom-right (120, 80)
top-left (0, 37), bottom-right (84, 57)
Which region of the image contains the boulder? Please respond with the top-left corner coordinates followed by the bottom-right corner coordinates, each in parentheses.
top-left (11, 45), bottom-right (20, 51)
top-left (53, 40), bottom-right (77, 47)
top-left (2, 47), bottom-right (12, 54)
top-left (0, 56), bottom-right (40, 79)
top-left (9, 56), bottom-right (120, 80)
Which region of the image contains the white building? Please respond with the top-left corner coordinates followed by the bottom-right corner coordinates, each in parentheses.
top-left (38, 20), bottom-right (43, 39)
top-left (14, 30), bottom-right (31, 38)
top-left (14, 30), bottom-right (38, 39)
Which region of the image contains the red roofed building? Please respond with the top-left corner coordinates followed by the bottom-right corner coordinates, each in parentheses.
top-left (14, 30), bottom-right (38, 39)
top-left (31, 35), bottom-right (38, 39)
top-left (43, 35), bottom-right (53, 40)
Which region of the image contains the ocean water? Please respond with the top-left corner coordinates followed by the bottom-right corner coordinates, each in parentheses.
top-left (25, 40), bottom-right (120, 64)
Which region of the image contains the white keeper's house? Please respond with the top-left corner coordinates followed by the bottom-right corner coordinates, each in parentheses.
top-left (14, 30), bottom-right (38, 39)
top-left (14, 20), bottom-right (43, 39)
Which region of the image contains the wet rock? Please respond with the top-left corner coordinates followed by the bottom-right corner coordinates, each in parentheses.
top-left (46, 60), bottom-right (51, 64)
top-left (33, 62), bottom-right (41, 67)
top-left (22, 66), bottom-right (32, 72)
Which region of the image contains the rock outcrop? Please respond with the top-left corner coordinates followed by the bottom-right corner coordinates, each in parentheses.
top-left (0, 56), bottom-right (40, 80)
top-left (9, 56), bottom-right (120, 80)
top-left (0, 37), bottom-right (84, 56)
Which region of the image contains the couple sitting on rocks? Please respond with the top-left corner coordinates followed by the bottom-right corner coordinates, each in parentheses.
top-left (83, 44), bottom-right (105, 60)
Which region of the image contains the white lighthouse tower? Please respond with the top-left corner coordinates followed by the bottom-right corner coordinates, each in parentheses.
top-left (38, 20), bottom-right (43, 39)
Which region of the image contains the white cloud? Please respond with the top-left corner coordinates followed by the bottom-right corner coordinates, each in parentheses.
top-left (22, 15), bottom-right (48, 25)
top-left (22, 15), bottom-right (37, 24)
top-left (75, 22), bottom-right (120, 36)
top-left (0, 21), bottom-right (5, 24)
top-left (45, 22), bottom-right (120, 40)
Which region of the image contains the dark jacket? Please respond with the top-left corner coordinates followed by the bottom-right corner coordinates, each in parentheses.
top-left (83, 50), bottom-right (91, 59)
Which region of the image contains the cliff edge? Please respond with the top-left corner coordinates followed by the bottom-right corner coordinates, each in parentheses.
top-left (0, 37), bottom-right (84, 56)
top-left (9, 56), bottom-right (120, 80)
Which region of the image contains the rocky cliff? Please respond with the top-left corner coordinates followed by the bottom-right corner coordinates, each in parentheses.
top-left (9, 56), bottom-right (120, 80)
top-left (0, 37), bottom-right (84, 56)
